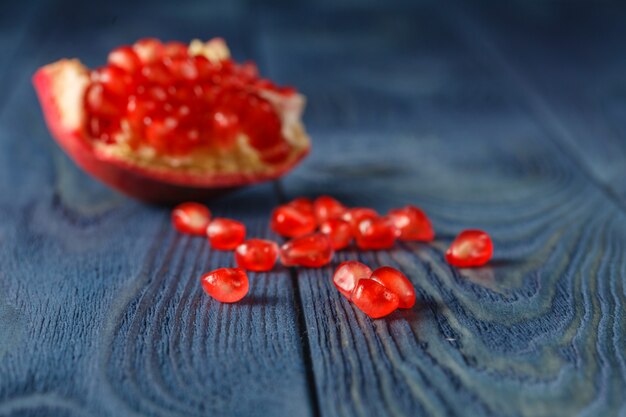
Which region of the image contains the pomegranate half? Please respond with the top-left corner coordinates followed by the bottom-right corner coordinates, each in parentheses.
top-left (33, 38), bottom-right (310, 203)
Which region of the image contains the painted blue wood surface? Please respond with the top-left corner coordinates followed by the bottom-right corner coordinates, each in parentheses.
top-left (266, 4), bottom-right (626, 416)
top-left (1, 0), bottom-right (625, 416)
top-left (460, 0), bottom-right (626, 205)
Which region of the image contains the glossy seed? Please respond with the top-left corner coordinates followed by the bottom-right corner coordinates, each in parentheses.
top-left (341, 207), bottom-right (378, 232)
top-left (319, 218), bottom-right (352, 250)
top-left (235, 239), bottom-right (279, 271)
top-left (445, 229), bottom-right (493, 267)
top-left (332, 261), bottom-right (373, 299)
top-left (370, 266), bottom-right (415, 309)
top-left (354, 216), bottom-right (396, 250)
top-left (171, 202), bottom-right (211, 235)
top-left (270, 204), bottom-right (317, 238)
top-left (84, 38), bottom-right (296, 159)
top-left (388, 205), bottom-right (434, 242)
top-left (107, 46), bottom-right (142, 74)
top-left (287, 197), bottom-right (315, 214)
top-left (351, 278), bottom-right (399, 319)
top-left (133, 38), bottom-right (164, 64)
top-left (207, 218), bottom-right (246, 250)
top-left (280, 233), bottom-right (334, 268)
top-left (200, 267), bottom-right (249, 303)
top-left (314, 195), bottom-right (347, 224)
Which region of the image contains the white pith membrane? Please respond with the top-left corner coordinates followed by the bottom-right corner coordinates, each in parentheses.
top-left (45, 39), bottom-right (309, 175)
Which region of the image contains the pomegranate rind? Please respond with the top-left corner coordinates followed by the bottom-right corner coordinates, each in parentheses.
top-left (32, 47), bottom-right (310, 204)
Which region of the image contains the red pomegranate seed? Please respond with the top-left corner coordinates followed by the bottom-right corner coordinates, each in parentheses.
top-left (235, 239), bottom-right (279, 271)
top-left (354, 216), bottom-right (397, 250)
top-left (133, 38), bottom-right (165, 64)
top-left (270, 205), bottom-right (316, 238)
top-left (200, 267), bottom-right (249, 303)
top-left (320, 218), bottom-right (352, 250)
top-left (207, 218), bottom-right (246, 250)
top-left (92, 66), bottom-right (134, 98)
top-left (166, 57), bottom-right (199, 82)
top-left (108, 46), bottom-right (142, 74)
top-left (85, 83), bottom-right (122, 118)
top-left (388, 206), bottom-right (434, 242)
top-left (279, 233), bottom-right (334, 268)
top-left (211, 110), bottom-right (240, 148)
top-left (145, 118), bottom-right (178, 154)
top-left (351, 279), bottom-right (399, 319)
top-left (141, 62), bottom-right (172, 85)
top-left (287, 197), bottom-right (315, 214)
top-left (171, 202), bottom-right (211, 235)
top-left (370, 266), bottom-right (415, 309)
top-left (313, 195), bottom-right (347, 223)
top-left (78, 38), bottom-right (300, 162)
top-left (163, 41), bottom-right (188, 59)
top-left (341, 207), bottom-right (378, 232)
top-left (88, 116), bottom-right (118, 143)
top-left (445, 230), bottom-right (493, 267)
top-left (332, 261), bottom-right (372, 299)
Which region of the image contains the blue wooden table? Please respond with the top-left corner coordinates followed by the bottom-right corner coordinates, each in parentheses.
top-left (1, 1), bottom-right (625, 416)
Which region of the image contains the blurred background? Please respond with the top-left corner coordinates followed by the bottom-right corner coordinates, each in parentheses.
top-left (3, 0), bottom-right (626, 207)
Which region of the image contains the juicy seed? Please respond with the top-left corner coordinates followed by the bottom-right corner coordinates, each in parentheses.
top-left (287, 197), bottom-right (315, 214)
top-left (200, 267), bottom-right (249, 303)
top-left (351, 279), bottom-right (399, 319)
top-left (171, 202), bottom-right (211, 235)
top-left (207, 218), bottom-right (246, 250)
top-left (319, 218), bottom-right (352, 250)
top-left (133, 38), bottom-right (165, 64)
top-left (85, 83), bottom-right (122, 117)
top-left (342, 207), bottom-right (379, 233)
top-left (313, 195), bottom-right (347, 223)
top-left (93, 66), bottom-right (134, 98)
top-left (163, 41), bottom-right (188, 59)
top-left (370, 266), bottom-right (415, 309)
top-left (280, 233), bottom-right (334, 268)
top-left (332, 261), bottom-right (373, 299)
top-left (84, 38), bottom-right (297, 160)
top-left (445, 230), bottom-right (493, 268)
top-left (270, 205), bottom-right (317, 238)
top-left (388, 206), bottom-right (435, 242)
top-left (107, 46), bottom-right (142, 74)
top-left (354, 216), bottom-right (397, 250)
top-left (235, 239), bottom-right (279, 272)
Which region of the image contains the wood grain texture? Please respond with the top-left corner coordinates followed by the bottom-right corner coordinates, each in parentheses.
top-left (1, 0), bottom-right (626, 416)
top-left (457, 0), bottom-right (626, 204)
top-left (263, 3), bottom-right (626, 416)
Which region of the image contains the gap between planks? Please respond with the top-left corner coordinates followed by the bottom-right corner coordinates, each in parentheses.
top-left (273, 180), bottom-right (323, 417)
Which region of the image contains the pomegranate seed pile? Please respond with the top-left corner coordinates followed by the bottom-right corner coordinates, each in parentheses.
top-left (85, 38), bottom-right (294, 162)
top-left (173, 196), bottom-right (493, 319)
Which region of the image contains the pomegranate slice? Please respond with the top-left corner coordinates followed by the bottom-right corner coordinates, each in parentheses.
top-left (33, 38), bottom-right (310, 203)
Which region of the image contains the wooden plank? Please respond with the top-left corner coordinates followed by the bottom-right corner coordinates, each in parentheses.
top-left (0, 1), bottom-right (315, 416)
top-left (454, 0), bottom-right (626, 205)
top-left (0, 0), bottom-right (51, 113)
top-left (260, 5), bottom-right (626, 417)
